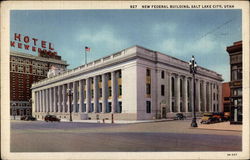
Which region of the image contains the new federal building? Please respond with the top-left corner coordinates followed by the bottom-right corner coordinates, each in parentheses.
top-left (31, 46), bottom-right (223, 121)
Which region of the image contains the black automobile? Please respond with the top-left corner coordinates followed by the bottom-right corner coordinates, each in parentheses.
top-left (25, 116), bottom-right (37, 121)
top-left (20, 116), bottom-right (27, 120)
top-left (44, 115), bottom-right (60, 122)
top-left (174, 113), bottom-right (186, 120)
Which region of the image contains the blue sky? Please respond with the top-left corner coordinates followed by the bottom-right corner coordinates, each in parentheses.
top-left (10, 10), bottom-right (242, 82)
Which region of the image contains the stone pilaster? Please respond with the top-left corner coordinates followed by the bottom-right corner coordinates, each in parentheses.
top-left (93, 76), bottom-right (99, 113)
top-left (169, 73), bottom-right (172, 112)
top-left (183, 76), bottom-right (188, 112)
top-left (176, 75), bottom-right (180, 112)
top-left (111, 71), bottom-right (117, 113)
top-left (62, 84), bottom-right (66, 112)
top-left (203, 81), bottom-right (207, 112)
top-left (102, 74), bottom-right (107, 113)
top-left (86, 78), bottom-right (90, 113)
top-left (49, 88), bottom-right (53, 112)
top-left (79, 80), bottom-right (83, 113)
top-left (196, 79), bottom-right (201, 112)
top-left (73, 81), bottom-right (77, 112)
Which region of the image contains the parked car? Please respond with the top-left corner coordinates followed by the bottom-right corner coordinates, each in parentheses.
top-left (44, 115), bottom-right (60, 122)
top-left (20, 116), bottom-right (27, 120)
top-left (212, 112), bottom-right (225, 122)
top-left (200, 112), bottom-right (218, 124)
top-left (21, 115), bottom-right (36, 121)
top-left (174, 113), bottom-right (186, 120)
top-left (25, 115), bottom-right (37, 121)
top-left (223, 112), bottom-right (230, 121)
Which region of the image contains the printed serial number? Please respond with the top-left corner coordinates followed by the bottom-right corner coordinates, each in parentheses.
top-left (227, 153), bottom-right (237, 156)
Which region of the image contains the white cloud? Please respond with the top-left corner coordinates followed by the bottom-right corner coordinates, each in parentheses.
top-left (152, 22), bottom-right (177, 33)
top-left (158, 34), bottom-right (220, 57)
top-left (76, 25), bottom-right (128, 51)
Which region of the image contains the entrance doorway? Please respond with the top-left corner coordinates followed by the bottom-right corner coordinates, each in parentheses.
top-left (162, 107), bottom-right (166, 118)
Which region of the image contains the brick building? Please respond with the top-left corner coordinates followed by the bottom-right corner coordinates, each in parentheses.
top-left (222, 82), bottom-right (230, 112)
top-left (226, 41), bottom-right (242, 124)
top-left (10, 50), bottom-right (68, 118)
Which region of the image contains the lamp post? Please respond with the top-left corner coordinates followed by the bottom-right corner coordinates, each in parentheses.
top-left (189, 55), bottom-right (198, 127)
top-left (29, 98), bottom-right (32, 116)
top-left (67, 88), bottom-right (73, 122)
top-left (13, 103), bottom-right (16, 120)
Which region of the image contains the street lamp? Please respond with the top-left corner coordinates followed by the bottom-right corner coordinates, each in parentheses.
top-left (29, 98), bottom-right (33, 116)
top-left (189, 55), bottom-right (198, 127)
top-left (67, 88), bottom-right (73, 122)
top-left (13, 103), bottom-right (16, 120)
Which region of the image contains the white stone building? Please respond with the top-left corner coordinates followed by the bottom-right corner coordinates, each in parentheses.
top-left (31, 46), bottom-right (223, 121)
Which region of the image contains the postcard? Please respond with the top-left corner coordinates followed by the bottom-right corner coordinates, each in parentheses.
top-left (1, 1), bottom-right (249, 160)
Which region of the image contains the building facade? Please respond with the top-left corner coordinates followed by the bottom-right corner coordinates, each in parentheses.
top-left (227, 41), bottom-right (242, 124)
top-left (222, 82), bottom-right (230, 112)
top-left (31, 46), bottom-right (223, 121)
top-left (10, 50), bottom-right (68, 118)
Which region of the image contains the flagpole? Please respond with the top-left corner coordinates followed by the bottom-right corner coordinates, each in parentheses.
top-left (85, 49), bottom-right (87, 65)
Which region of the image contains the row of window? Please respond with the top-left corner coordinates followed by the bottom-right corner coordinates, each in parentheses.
top-left (147, 68), bottom-right (219, 99)
top-left (37, 102), bottom-right (123, 113)
top-left (10, 108), bottom-right (31, 116)
top-left (11, 64), bottom-right (49, 76)
top-left (11, 57), bottom-right (49, 67)
top-left (37, 71), bottom-right (123, 101)
top-left (231, 64), bottom-right (242, 81)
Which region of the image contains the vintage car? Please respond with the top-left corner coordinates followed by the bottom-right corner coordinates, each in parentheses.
top-left (223, 112), bottom-right (231, 121)
top-left (200, 112), bottom-right (218, 124)
top-left (44, 115), bottom-right (60, 122)
top-left (212, 112), bottom-right (225, 122)
top-left (174, 113), bottom-right (186, 120)
top-left (20, 115), bottom-right (36, 121)
top-left (20, 116), bottom-right (27, 120)
top-left (25, 115), bottom-right (37, 121)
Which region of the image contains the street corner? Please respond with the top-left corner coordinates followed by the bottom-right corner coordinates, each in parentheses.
top-left (197, 121), bottom-right (242, 132)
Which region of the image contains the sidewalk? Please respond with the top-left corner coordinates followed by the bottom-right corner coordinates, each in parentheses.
top-left (197, 121), bottom-right (242, 131)
top-left (61, 118), bottom-right (174, 124)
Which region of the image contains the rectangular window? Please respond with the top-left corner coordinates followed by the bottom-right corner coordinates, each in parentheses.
top-left (119, 85), bottom-right (122, 96)
top-left (82, 104), bottom-right (86, 112)
top-left (108, 73), bottom-right (111, 80)
top-left (161, 71), bottom-right (164, 79)
top-left (108, 87), bottom-right (112, 97)
top-left (146, 101), bottom-right (151, 113)
top-left (89, 103), bottom-right (94, 112)
top-left (91, 89), bottom-right (94, 98)
top-left (99, 88), bottom-right (102, 97)
top-left (161, 85), bottom-right (165, 96)
top-left (238, 88), bottom-right (242, 96)
top-left (118, 102), bottom-right (122, 113)
top-left (107, 102), bottom-right (112, 113)
top-left (146, 69), bottom-right (151, 76)
top-left (146, 84), bottom-right (151, 95)
top-left (98, 103), bottom-right (102, 113)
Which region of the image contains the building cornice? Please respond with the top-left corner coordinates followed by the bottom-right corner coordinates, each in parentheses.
top-left (32, 45), bottom-right (223, 88)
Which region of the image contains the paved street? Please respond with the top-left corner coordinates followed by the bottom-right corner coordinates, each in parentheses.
top-left (11, 120), bottom-right (242, 152)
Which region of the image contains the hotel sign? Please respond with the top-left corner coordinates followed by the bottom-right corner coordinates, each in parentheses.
top-left (10, 33), bottom-right (58, 56)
